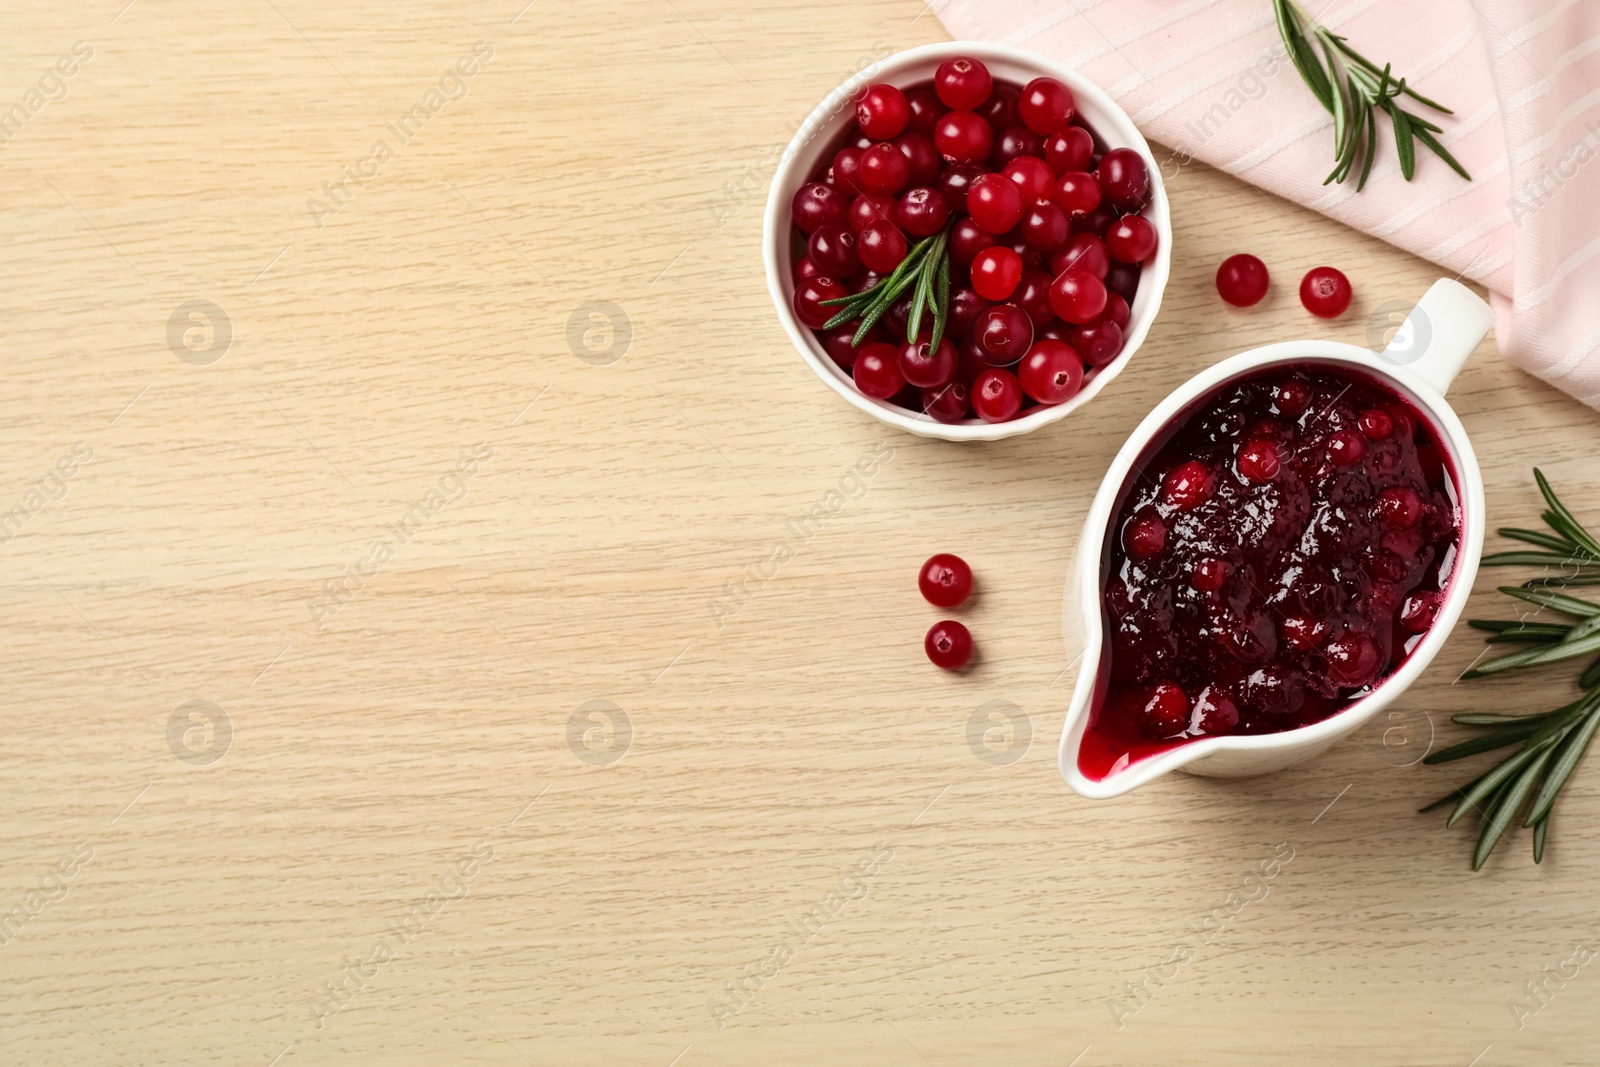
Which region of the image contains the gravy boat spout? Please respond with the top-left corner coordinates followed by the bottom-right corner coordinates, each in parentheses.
top-left (1060, 279), bottom-right (1494, 799)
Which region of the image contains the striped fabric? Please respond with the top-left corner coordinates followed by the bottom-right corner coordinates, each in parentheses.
top-left (935, 0), bottom-right (1600, 408)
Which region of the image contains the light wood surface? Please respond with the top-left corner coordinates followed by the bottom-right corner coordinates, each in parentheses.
top-left (4, 1), bottom-right (1600, 1064)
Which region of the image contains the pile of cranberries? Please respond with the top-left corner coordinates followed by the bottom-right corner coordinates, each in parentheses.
top-left (1079, 364), bottom-right (1461, 779)
top-left (789, 56), bottom-right (1158, 424)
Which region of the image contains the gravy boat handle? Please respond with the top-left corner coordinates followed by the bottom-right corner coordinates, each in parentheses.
top-left (1383, 278), bottom-right (1494, 396)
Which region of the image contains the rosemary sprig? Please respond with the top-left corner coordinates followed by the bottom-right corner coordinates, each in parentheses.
top-left (1425, 470), bottom-right (1600, 869)
top-left (817, 220), bottom-right (954, 351)
top-left (1273, 0), bottom-right (1470, 190)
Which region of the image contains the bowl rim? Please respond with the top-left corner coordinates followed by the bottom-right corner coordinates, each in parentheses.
top-left (762, 40), bottom-right (1173, 443)
top-left (1056, 340), bottom-right (1487, 798)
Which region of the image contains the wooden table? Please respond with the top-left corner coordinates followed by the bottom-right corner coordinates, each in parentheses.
top-left (4, 1), bottom-right (1598, 1064)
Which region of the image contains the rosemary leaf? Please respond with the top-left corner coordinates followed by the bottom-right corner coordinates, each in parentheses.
top-left (1447, 740), bottom-right (1553, 828)
top-left (1539, 468), bottom-right (1600, 558)
top-left (1462, 630), bottom-right (1600, 677)
top-left (1474, 747), bottom-right (1553, 869)
top-left (1533, 812), bottom-right (1550, 862)
top-left (1274, 0), bottom-right (1332, 109)
top-left (1525, 698), bottom-right (1600, 825)
top-left (1391, 106), bottom-right (1416, 180)
top-left (1497, 527), bottom-right (1586, 554)
top-left (1424, 721), bottom-right (1547, 764)
top-left (1496, 586), bottom-right (1600, 618)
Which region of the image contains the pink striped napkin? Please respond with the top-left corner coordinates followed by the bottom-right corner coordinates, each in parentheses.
top-left (935, 0), bottom-right (1600, 408)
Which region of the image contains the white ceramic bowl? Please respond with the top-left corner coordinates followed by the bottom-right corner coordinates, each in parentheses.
top-left (763, 41), bottom-right (1172, 442)
top-left (1058, 279), bottom-right (1496, 797)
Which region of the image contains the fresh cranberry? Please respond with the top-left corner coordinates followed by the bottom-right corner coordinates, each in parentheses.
top-left (1378, 486), bottom-right (1423, 529)
top-left (858, 142), bottom-right (910, 195)
top-left (971, 246), bottom-right (1023, 301)
top-left (949, 216), bottom-right (997, 266)
top-left (1236, 439), bottom-right (1280, 482)
top-left (818, 326), bottom-right (861, 369)
top-left (935, 161), bottom-right (986, 213)
top-left (1190, 687), bottom-right (1240, 735)
top-left (808, 223), bottom-right (858, 278)
top-left (934, 57), bottom-right (992, 110)
top-left (977, 82), bottom-right (1020, 131)
top-left (1163, 460), bottom-right (1213, 511)
top-left (992, 126), bottom-right (1044, 169)
top-left (793, 276), bottom-right (847, 329)
top-left (1013, 269), bottom-right (1055, 326)
top-left (856, 84), bottom-right (909, 140)
top-left (1049, 269), bottom-right (1107, 324)
top-left (899, 336), bottom-right (957, 388)
top-left (1051, 233), bottom-right (1108, 278)
top-left (1358, 408), bottom-right (1393, 439)
top-left (847, 193), bottom-right (894, 234)
top-left (1274, 379), bottom-right (1311, 416)
top-left (1000, 232), bottom-right (1044, 270)
top-left (1143, 684), bottom-right (1189, 737)
top-left (1106, 215), bottom-right (1158, 263)
top-left (947, 286), bottom-right (989, 338)
top-left (1215, 254), bottom-right (1269, 307)
top-left (1104, 261), bottom-right (1140, 301)
top-left (1191, 558), bottom-right (1226, 592)
top-left (1327, 429), bottom-right (1365, 467)
top-left (792, 182), bottom-right (848, 235)
top-left (1019, 340), bottom-right (1083, 404)
top-left (1045, 127), bottom-right (1093, 172)
top-left (1071, 318), bottom-right (1123, 366)
top-left (920, 553), bottom-right (974, 607)
top-left (850, 270), bottom-right (883, 294)
top-left (934, 110), bottom-right (993, 163)
top-left (1124, 510), bottom-right (1166, 559)
top-left (1020, 201), bottom-right (1070, 251)
top-left (896, 186), bottom-right (950, 237)
top-left (925, 619), bottom-right (974, 670)
top-left (923, 380), bottom-right (971, 423)
top-left (854, 341), bottom-right (909, 400)
top-left (902, 85), bottom-right (944, 134)
top-left (1096, 148), bottom-right (1150, 211)
top-left (974, 304), bottom-right (1033, 365)
top-left (1281, 615), bottom-right (1328, 651)
top-left (1103, 291), bottom-right (1130, 329)
top-left (1300, 266), bottom-right (1352, 317)
top-left (967, 173), bottom-right (1024, 234)
top-left (832, 147), bottom-right (865, 196)
top-left (1020, 77), bottom-right (1075, 134)
top-left (858, 220), bottom-right (908, 273)
top-left (1002, 156), bottom-right (1054, 202)
top-left (794, 256), bottom-right (820, 280)
top-left (891, 133), bottom-right (941, 186)
top-left (1051, 171), bottom-right (1101, 216)
top-left (972, 367), bottom-right (1023, 422)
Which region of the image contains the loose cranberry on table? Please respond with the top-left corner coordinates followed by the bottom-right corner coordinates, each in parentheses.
top-left (919, 553), bottom-right (974, 608)
top-left (1300, 266), bottom-right (1353, 317)
top-left (1216, 253), bottom-right (1270, 307)
top-left (925, 619), bottom-right (974, 670)
top-left (1077, 363), bottom-right (1461, 780)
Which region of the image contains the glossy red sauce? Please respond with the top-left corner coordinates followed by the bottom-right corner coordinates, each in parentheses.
top-left (1079, 363), bottom-right (1460, 780)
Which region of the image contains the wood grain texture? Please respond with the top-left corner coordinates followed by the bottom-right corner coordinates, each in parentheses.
top-left (1, 1), bottom-right (1598, 1064)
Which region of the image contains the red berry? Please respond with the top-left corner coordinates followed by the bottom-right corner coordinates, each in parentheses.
top-left (934, 110), bottom-right (993, 163)
top-left (919, 553), bottom-right (974, 607)
top-left (977, 82), bottom-right (1020, 131)
top-left (1103, 291), bottom-right (1130, 329)
top-left (853, 342), bottom-right (904, 399)
top-left (1399, 592), bottom-right (1441, 633)
top-left (899, 336), bottom-right (957, 388)
top-left (904, 87), bottom-right (945, 136)
top-left (1358, 408), bottom-right (1393, 439)
top-left (855, 83), bottom-right (910, 140)
top-left (793, 276), bottom-right (847, 329)
top-left (1051, 170), bottom-right (1102, 216)
top-left (794, 256), bottom-right (820, 280)
top-left (858, 219), bottom-right (908, 273)
top-left (1019, 340), bottom-right (1084, 404)
top-left (808, 223), bottom-right (858, 278)
top-left (934, 56), bottom-right (992, 110)
top-left (1163, 460), bottom-right (1213, 511)
top-left (923, 380), bottom-right (971, 423)
top-left (1378, 486), bottom-right (1424, 529)
top-left (892, 133), bottom-right (941, 186)
top-left (1019, 77), bottom-right (1075, 134)
top-left (1143, 683), bottom-right (1189, 737)
top-left (1300, 266), bottom-right (1352, 317)
top-left (992, 126), bottom-right (1044, 169)
top-left (972, 367), bottom-right (1023, 422)
top-left (1123, 510), bottom-right (1166, 559)
top-left (1104, 261), bottom-right (1140, 301)
top-left (974, 304), bottom-right (1033, 365)
top-left (1012, 269), bottom-right (1055, 326)
top-left (896, 186), bottom-right (950, 237)
top-left (947, 286), bottom-right (990, 339)
top-left (1070, 318), bottom-right (1123, 366)
top-left (858, 142), bottom-right (910, 195)
top-left (832, 147), bottom-right (865, 196)
top-left (1327, 429), bottom-right (1365, 467)
top-left (1281, 615), bottom-right (1327, 651)
top-left (1105, 214), bottom-right (1158, 263)
top-left (1191, 687), bottom-right (1240, 735)
top-left (1002, 156), bottom-right (1054, 202)
top-left (1191, 558), bottom-right (1226, 592)
top-left (971, 246), bottom-right (1023, 301)
top-left (1019, 201), bottom-right (1070, 251)
top-left (1274, 379), bottom-right (1311, 416)
top-left (925, 619), bottom-right (974, 670)
top-left (1096, 148), bottom-right (1150, 211)
top-left (1051, 233), bottom-right (1108, 278)
top-left (792, 182), bottom-right (848, 235)
top-left (1215, 253), bottom-right (1269, 307)
top-left (1045, 127), bottom-right (1093, 172)
top-left (967, 173), bottom-right (1024, 234)
top-left (949, 216), bottom-right (997, 266)
top-left (1048, 269), bottom-right (1107, 324)
top-left (1326, 631), bottom-right (1379, 685)
top-left (847, 193), bottom-right (894, 234)
top-left (1237, 439), bottom-right (1280, 482)
top-left (934, 161), bottom-right (986, 212)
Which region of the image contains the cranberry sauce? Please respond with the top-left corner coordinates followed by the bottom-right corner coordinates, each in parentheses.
top-left (1079, 363), bottom-right (1460, 780)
